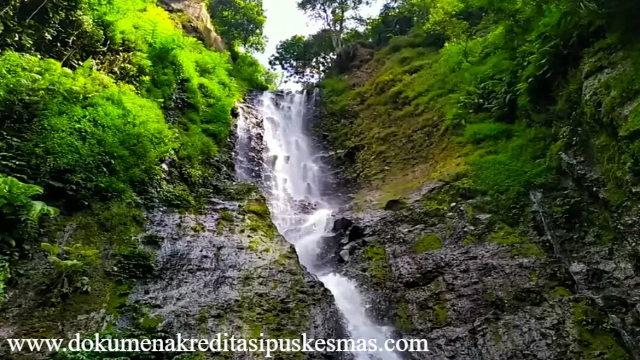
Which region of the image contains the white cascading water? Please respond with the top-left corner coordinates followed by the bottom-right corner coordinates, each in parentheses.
top-left (237, 91), bottom-right (399, 360)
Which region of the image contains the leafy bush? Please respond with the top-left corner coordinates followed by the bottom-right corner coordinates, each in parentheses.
top-left (41, 243), bottom-right (100, 294)
top-left (0, 52), bottom-right (176, 202)
top-left (0, 176), bottom-right (59, 249)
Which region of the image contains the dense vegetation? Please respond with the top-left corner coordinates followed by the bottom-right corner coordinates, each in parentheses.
top-left (271, 0), bottom-right (640, 213)
top-left (0, 0), bottom-right (273, 344)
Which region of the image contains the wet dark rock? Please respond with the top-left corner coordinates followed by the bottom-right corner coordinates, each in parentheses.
top-left (294, 199), bottom-right (318, 214)
top-left (384, 199), bottom-right (406, 211)
top-left (339, 250), bottom-right (350, 263)
top-left (332, 217), bottom-right (353, 232)
top-left (348, 225), bottom-right (365, 242)
top-left (266, 154), bottom-right (278, 168)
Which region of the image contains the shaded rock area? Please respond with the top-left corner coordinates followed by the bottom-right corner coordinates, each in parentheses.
top-left (130, 187), bottom-right (348, 359)
top-left (0, 185), bottom-right (347, 360)
top-left (318, 180), bottom-right (640, 360)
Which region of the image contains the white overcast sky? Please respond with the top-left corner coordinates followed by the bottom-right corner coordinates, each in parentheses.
top-left (256, 0), bottom-right (385, 85)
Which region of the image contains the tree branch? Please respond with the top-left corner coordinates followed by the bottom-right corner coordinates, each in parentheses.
top-left (26, 0), bottom-right (48, 23)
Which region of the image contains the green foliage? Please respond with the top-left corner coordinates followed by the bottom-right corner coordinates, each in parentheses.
top-left (0, 255), bottom-right (9, 303)
top-left (297, 0), bottom-right (368, 52)
top-left (0, 0), bottom-right (270, 213)
top-left (41, 242), bottom-right (100, 294)
top-left (0, 176), bottom-right (58, 251)
top-left (0, 52), bottom-right (175, 202)
top-left (0, 0), bottom-right (108, 67)
top-left (270, 31), bottom-right (335, 83)
top-left (468, 129), bottom-right (554, 196)
top-left (395, 301), bottom-right (414, 332)
top-left (414, 233), bottom-right (443, 252)
top-left (572, 300), bottom-right (629, 359)
top-left (210, 0), bottom-right (266, 53)
top-left (232, 53), bottom-right (277, 90)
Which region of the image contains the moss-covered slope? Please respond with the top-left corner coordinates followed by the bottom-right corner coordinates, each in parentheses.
top-left (317, 7), bottom-right (640, 359)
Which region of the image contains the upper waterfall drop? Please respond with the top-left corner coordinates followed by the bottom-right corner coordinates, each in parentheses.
top-left (235, 91), bottom-right (400, 360)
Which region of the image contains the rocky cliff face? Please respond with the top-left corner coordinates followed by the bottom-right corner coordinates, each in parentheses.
top-left (129, 185), bottom-right (347, 359)
top-left (0, 136), bottom-right (346, 360)
top-left (321, 184), bottom-right (639, 359)
top-left (159, 0), bottom-right (225, 51)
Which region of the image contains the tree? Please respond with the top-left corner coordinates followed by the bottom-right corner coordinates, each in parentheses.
top-left (297, 0), bottom-right (370, 52)
top-left (269, 30), bottom-right (334, 84)
top-left (209, 0), bottom-right (266, 53)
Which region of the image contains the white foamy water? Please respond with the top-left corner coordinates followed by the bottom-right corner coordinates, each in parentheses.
top-left (237, 91), bottom-right (399, 360)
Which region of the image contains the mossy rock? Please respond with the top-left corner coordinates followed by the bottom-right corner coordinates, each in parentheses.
top-left (414, 233), bottom-right (443, 253)
top-left (361, 243), bottom-right (388, 283)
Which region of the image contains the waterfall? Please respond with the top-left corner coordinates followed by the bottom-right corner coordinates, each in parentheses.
top-left (235, 91), bottom-right (399, 360)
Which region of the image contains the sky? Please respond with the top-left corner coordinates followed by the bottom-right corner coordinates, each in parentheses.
top-left (257, 0), bottom-right (385, 88)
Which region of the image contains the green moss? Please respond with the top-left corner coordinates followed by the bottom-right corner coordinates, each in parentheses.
top-left (112, 247), bottom-right (156, 281)
top-left (489, 223), bottom-right (523, 245)
top-left (511, 243), bottom-right (545, 258)
top-left (433, 303), bottom-right (449, 327)
top-left (192, 222), bottom-right (206, 233)
top-left (491, 326), bottom-right (503, 344)
top-left (362, 243), bottom-right (388, 283)
top-left (139, 314), bottom-right (162, 332)
top-left (395, 302), bottom-right (414, 332)
top-left (414, 233), bottom-right (443, 253)
top-left (550, 286), bottom-right (572, 299)
top-left (106, 283), bottom-right (132, 316)
top-left (246, 214), bottom-right (276, 240)
top-left (590, 211), bottom-right (618, 245)
top-left (572, 301), bottom-right (630, 359)
top-left (462, 234), bottom-right (478, 246)
top-left (237, 274), bottom-right (310, 359)
top-left (420, 187), bottom-right (458, 216)
top-left (244, 200), bottom-right (271, 219)
top-left (595, 134), bottom-right (633, 205)
top-left (489, 223), bottom-right (545, 258)
top-left (464, 122), bottom-right (514, 144)
top-left (248, 238), bottom-right (262, 252)
top-left (219, 210), bottom-right (234, 222)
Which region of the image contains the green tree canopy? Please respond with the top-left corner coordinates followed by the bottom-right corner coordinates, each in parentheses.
top-left (209, 0), bottom-right (267, 53)
top-left (297, 0), bottom-right (370, 51)
top-left (269, 30), bottom-right (334, 84)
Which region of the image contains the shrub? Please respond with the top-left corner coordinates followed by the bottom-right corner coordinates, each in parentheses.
top-left (0, 53), bottom-right (176, 202)
top-left (0, 176), bottom-right (59, 250)
top-left (41, 243), bottom-right (100, 294)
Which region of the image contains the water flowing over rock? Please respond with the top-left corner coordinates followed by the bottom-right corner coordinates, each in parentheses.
top-left (128, 192), bottom-right (347, 358)
top-left (235, 91), bottom-right (402, 360)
